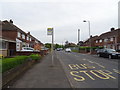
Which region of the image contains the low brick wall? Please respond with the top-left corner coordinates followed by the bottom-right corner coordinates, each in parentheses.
top-left (79, 49), bottom-right (97, 55)
top-left (0, 50), bottom-right (7, 57)
top-left (16, 50), bottom-right (48, 56)
top-left (2, 59), bottom-right (39, 88)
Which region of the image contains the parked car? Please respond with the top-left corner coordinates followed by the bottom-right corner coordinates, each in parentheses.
top-left (65, 48), bottom-right (71, 52)
top-left (116, 49), bottom-right (120, 52)
top-left (21, 47), bottom-right (34, 52)
top-left (56, 48), bottom-right (61, 51)
top-left (97, 48), bottom-right (120, 59)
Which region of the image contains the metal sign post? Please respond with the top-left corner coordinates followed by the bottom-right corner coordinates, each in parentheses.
top-left (47, 28), bottom-right (54, 66)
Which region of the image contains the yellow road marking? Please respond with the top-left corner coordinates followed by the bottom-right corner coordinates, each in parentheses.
top-left (68, 64), bottom-right (79, 70)
top-left (80, 70), bottom-right (95, 80)
top-left (99, 70), bottom-right (116, 79)
top-left (90, 70), bottom-right (110, 79)
top-left (113, 69), bottom-right (120, 74)
top-left (70, 71), bottom-right (85, 81)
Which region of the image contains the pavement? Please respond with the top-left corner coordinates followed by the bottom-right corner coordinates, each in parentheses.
top-left (11, 53), bottom-right (71, 88)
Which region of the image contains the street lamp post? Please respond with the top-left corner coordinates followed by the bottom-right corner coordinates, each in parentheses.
top-left (83, 20), bottom-right (92, 54)
top-left (78, 29), bottom-right (80, 44)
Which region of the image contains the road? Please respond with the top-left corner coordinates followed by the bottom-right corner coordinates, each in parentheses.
top-left (55, 51), bottom-right (120, 88)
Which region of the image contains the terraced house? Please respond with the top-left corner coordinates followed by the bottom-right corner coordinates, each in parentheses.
top-left (94, 28), bottom-right (120, 50)
top-left (82, 28), bottom-right (120, 52)
top-left (1, 20), bottom-right (44, 57)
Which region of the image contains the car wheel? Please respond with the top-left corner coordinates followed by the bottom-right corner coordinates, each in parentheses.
top-left (108, 55), bottom-right (112, 59)
top-left (97, 54), bottom-right (101, 57)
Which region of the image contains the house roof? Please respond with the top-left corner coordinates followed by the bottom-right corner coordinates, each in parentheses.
top-left (2, 20), bottom-right (26, 34)
top-left (2, 20), bottom-right (19, 31)
top-left (2, 20), bottom-right (43, 44)
top-left (84, 35), bottom-right (99, 43)
top-left (97, 29), bottom-right (120, 39)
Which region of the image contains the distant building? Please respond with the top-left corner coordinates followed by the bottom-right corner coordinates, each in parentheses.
top-left (118, 1), bottom-right (120, 28)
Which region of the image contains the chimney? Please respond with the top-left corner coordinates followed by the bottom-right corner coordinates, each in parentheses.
top-left (9, 19), bottom-right (13, 23)
top-left (27, 32), bottom-right (30, 35)
top-left (90, 35), bottom-right (92, 38)
top-left (111, 27), bottom-right (115, 31)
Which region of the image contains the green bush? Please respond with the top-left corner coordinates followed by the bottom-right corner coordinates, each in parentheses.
top-left (2, 54), bottom-right (41, 73)
top-left (79, 46), bottom-right (103, 50)
top-left (2, 56), bottom-right (29, 73)
top-left (29, 54), bottom-right (41, 61)
top-left (72, 50), bottom-right (79, 53)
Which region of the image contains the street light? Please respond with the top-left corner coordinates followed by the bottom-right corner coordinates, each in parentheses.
top-left (78, 29), bottom-right (80, 44)
top-left (83, 20), bottom-right (92, 54)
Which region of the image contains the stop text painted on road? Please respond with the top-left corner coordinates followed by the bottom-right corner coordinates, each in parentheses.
top-left (68, 64), bottom-right (118, 82)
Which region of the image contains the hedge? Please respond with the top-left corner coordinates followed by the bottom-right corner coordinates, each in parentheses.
top-left (79, 46), bottom-right (103, 50)
top-left (29, 54), bottom-right (41, 61)
top-left (1, 54), bottom-right (41, 73)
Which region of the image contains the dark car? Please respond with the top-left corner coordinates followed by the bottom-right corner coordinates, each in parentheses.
top-left (97, 48), bottom-right (120, 59)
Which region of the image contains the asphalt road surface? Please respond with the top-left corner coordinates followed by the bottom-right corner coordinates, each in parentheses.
top-left (55, 51), bottom-right (120, 88)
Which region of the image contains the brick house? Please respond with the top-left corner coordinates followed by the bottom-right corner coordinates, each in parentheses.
top-left (0, 36), bottom-right (16, 57)
top-left (118, 1), bottom-right (120, 28)
top-left (82, 35), bottom-right (99, 47)
top-left (2, 20), bottom-right (44, 55)
top-left (94, 28), bottom-right (120, 50)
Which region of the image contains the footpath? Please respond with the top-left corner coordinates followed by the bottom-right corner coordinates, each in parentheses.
top-left (11, 53), bottom-right (71, 88)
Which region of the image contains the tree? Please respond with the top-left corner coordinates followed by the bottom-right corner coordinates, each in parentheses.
top-left (45, 43), bottom-right (51, 49)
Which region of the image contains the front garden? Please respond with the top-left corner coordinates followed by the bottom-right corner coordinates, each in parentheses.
top-left (1, 54), bottom-right (41, 73)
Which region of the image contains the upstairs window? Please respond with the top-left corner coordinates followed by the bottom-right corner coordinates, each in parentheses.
top-left (96, 40), bottom-right (98, 43)
top-left (30, 37), bottom-right (31, 41)
top-left (27, 36), bottom-right (29, 40)
top-left (22, 34), bottom-right (25, 39)
top-left (17, 32), bottom-right (21, 38)
top-left (99, 39), bottom-right (102, 43)
top-left (104, 39), bottom-right (108, 42)
top-left (110, 37), bottom-right (114, 41)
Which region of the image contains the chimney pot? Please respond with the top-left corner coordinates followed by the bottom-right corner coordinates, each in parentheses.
top-left (9, 19), bottom-right (13, 23)
top-left (111, 27), bottom-right (115, 31)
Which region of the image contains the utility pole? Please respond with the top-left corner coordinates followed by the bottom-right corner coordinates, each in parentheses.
top-left (78, 29), bottom-right (80, 45)
top-left (83, 20), bottom-right (92, 54)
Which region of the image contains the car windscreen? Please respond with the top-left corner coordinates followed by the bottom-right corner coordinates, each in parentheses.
top-left (107, 49), bottom-right (116, 52)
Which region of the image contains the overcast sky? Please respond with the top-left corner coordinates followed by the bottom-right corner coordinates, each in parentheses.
top-left (0, 0), bottom-right (119, 44)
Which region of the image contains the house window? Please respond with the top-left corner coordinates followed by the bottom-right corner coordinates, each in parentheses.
top-left (99, 39), bottom-right (102, 43)
top-left (27, 36), bottom-right (29, 40)
top-left (30, 38), bottom-right (31, 41)
top-left (110, 37), bottom-right (114, 41)
top-left (104, 45), bottom-right (107, 48)
top-left (104, 39), bottom-right (108, 42)
top-left (0, 41), bottom-right (7, 49)
top-left (35, 40), bottom-right (38, 43)
top-left (96, 40), bottom-right (98, 43)
top-left (22, 34), bottom-right (25, 39)
top-left (17, 32), bottom-right (21, 38)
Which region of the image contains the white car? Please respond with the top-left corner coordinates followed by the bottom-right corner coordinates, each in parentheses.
top-left (21, 47), bottom-right (34, 52)
top-left (65, 48), bottom-right (71, 52)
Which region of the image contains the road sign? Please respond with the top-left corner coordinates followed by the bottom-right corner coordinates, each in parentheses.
top-left (47, 28), bottom-right (53, 35)
top-left (47, 27), bottom-right (54, 66)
